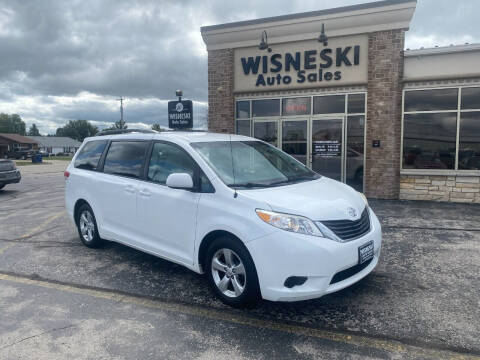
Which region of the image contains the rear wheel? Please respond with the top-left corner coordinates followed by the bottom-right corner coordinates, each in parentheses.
top-left (206, 236), bottom-right (260, 308)
top-left (76, 204), bottom-right (103, 248)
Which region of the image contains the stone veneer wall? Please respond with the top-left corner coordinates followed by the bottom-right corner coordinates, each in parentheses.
top-left (400, 175), bottom-right (480, 203)
top-left (365, 29), bottom-right (405, 199)
top-left (207, 48), bottom-right (235, 134)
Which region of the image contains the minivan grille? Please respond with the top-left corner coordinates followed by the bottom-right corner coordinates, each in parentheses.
top-left (321, 207), bottom-right (370, 241)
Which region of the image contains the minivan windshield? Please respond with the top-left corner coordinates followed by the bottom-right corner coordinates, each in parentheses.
top-left (191, 141), bottom-right (320, 188)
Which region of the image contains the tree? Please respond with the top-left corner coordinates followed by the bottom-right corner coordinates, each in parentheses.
top-left (27, 123), bottom-right (41, 136)
top-left (0, 113), bottom-right (26, 135)
top-left (151, 124), bottom-right (163, 132)
top-left (56, 120), bottom-right (98, 142)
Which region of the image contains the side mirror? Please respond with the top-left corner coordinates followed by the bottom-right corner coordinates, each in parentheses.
top-left (166, 173), bottom-right (194, 190)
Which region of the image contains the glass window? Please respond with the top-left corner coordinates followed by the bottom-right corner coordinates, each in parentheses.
top-left (191, 141), bottom-right (319, 188)
top-left (252, 99), bottom-right (280, 117)
top-left (282, 97), bottom-right (311, 116)
top-left (236, 101), bottom-right (250, 119)
top-left (459, 112), bottom-right (480, 170)
top-left (74, 140), bottom-right (107, 170)
top-left (402, 113), bottom-right (457, 170)
top-left (461, 87), bottom-right (480, 110)
top-left (282, 120), bottom-right (308, 165)
top-left (313, 95), bottom-right (345, 114)
top-left (236, 120), bottom-right (251, 137)
top-left (346, 116), bottom-right (365, 191)
top-left (404, 88), bottom-right (458, 112)
top-left (253, 121), bottom-right (278, 146)
top-left (347, 94), bottom-right (365, 114)
top-left (147, 142), bottom-right (196, 185)
top-left (103, 141), bottom-right (148, 178)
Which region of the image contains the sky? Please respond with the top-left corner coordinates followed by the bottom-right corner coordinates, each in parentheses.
top-left (0, 0), bottom-right (479, 134)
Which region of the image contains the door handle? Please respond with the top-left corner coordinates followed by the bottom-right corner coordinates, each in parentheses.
top-left (125, 185), bottom-right (136, 194)
top-left (139, 189), bottom-right (151, 197)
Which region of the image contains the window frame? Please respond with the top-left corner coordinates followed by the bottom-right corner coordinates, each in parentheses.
top-left (401, 85), bottom-right (480, 175)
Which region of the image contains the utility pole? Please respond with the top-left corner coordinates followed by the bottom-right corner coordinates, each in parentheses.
top-left (116, 97), bottom-right (127, 129)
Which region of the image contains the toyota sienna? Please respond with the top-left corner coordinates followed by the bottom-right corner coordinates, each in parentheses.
top-left (65, 131), bottom-right (381, 307)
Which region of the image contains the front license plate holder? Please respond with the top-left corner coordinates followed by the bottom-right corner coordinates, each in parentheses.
top-left (358, 240), bottom-right (374, 264)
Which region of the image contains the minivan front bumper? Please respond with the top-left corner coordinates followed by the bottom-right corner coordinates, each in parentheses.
top-left (246, 207), bottom-right (382, 302)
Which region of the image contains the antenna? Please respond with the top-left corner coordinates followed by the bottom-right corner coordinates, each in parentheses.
top-left (229, 134), bottom-right (238, 198)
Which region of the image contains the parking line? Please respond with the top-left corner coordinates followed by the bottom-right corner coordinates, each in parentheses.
top-left (0, 211), bottom-right (65, 255)
top-left (0, 272), bottom-right (478, 360)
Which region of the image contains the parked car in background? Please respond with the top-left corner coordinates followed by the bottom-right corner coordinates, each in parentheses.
top-left (65, 132), bottom-right (381, 307)
top-left (5, 149), bottom-right (36, 160)
top-left (0, 159), bottom-right (21, 189)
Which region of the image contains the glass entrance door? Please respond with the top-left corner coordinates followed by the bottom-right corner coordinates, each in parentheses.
top-left (282, 119), bottom-right (308, 165)
top-left (311, 118), bottom-right (344, 182)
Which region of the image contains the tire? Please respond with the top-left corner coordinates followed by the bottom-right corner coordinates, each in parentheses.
top-left (75, 203), bottom-right (103, 248)
top-left (206, 236), bottom-right (260, 308)
top-left (21, 155), bottom-right (26, 160)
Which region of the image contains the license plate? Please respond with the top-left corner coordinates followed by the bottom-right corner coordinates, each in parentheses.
top-left (358, 241), bottom-right (374, 264)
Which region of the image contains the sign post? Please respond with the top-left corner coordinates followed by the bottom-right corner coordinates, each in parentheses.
top-left (168, 90), bottom-right (193, 130)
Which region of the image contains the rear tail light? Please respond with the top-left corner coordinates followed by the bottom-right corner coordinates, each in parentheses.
top-left (64, 170), bottom-right (70, 179)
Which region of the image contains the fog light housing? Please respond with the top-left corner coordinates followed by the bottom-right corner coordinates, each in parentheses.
top-left (284, 276), bottom-right (307, 288)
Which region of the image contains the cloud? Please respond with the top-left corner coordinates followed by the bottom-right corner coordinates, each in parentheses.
top-left (0, 0), bottom-right (479, 133)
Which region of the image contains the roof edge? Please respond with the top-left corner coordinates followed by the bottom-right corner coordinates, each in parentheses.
top-left (201, 0), bottom-right (416, 33)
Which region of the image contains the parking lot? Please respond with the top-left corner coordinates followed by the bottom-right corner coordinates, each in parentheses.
top-left (1, 164), bottom-right (479, 360)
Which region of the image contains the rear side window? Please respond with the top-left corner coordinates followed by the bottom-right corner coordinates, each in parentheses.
top-left (103, 141), bottom-right (149, 179)
top-left (74, 140), bottom-right (107, 170)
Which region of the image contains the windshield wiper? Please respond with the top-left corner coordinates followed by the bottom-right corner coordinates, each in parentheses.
top-left (230, 182), bottom-right (273, 188)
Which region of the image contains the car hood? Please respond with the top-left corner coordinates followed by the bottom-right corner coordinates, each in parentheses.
top-left (237, 177), bottom-right (366, 221)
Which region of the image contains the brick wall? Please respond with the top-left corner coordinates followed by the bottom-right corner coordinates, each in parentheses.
top-left (365, 30), bottom-right (405, 199)
top-left (207, 49), bottom-right (235, 133)
top-left (400, 175), bottom-right (480, 203)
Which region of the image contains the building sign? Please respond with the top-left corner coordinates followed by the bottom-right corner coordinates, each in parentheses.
top-left (168, 100), bottom-right (193, 129)
top-left (234, 35), bottom-right (368, 92)
top-left (313, 140), bottom-right (341, 157)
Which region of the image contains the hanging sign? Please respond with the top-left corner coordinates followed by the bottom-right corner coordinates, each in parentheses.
top-left (168, 100), bottom-right (193, 129)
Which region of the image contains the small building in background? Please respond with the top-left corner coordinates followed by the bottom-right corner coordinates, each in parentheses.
top-left (0, 133), bottom-right (38, 158)
top-left (27, 136), bottom-right (82, 156)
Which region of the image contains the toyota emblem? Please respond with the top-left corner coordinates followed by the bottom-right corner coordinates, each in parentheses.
top-left (347, 207), bottom-right (357, 218)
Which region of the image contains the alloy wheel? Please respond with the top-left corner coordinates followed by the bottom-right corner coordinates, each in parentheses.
top-left (211, 248), bottom-right (246, 298)
top-left (79, 210), bottom-right (95, 242)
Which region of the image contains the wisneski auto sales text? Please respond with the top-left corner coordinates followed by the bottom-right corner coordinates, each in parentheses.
top-left (241, 45), bottom-right (361, 87)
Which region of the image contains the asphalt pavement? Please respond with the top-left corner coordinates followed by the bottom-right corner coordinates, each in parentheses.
top-left (0, 163), bottom-right (479, 359)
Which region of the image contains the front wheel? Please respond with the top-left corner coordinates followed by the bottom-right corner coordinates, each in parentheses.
top-left (206, 236), bottom-right (260, 308)
top-left (76, 204), bottom-right (103, 248)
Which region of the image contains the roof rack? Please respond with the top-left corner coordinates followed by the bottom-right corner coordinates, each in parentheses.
top-left (96, 129), bottom-right (158, 136)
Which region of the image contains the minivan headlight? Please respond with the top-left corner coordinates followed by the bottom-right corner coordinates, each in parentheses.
top-left (256, 209), bottom-right (324, 237)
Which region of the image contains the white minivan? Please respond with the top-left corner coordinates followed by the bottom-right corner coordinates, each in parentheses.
top-left (65, 131), bottom-right (381, 307)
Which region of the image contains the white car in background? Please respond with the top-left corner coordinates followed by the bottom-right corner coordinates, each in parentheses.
top-left (65, 131), bottom-right (381, 307)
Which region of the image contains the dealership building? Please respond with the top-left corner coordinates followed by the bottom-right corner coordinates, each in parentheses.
top-left (201, 0), bottom-right (480, 203)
